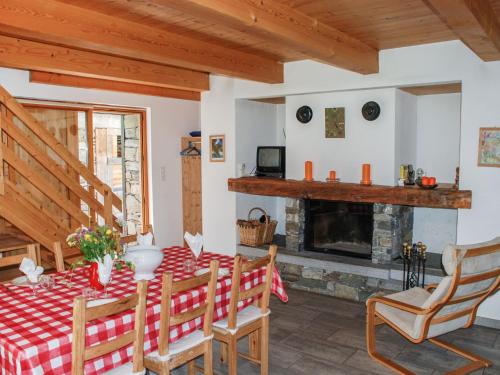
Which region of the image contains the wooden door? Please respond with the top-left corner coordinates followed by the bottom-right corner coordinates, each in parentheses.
top-left (181, 137), bottom-right (202, 237)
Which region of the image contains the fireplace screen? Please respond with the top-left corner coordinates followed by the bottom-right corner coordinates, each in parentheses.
top-left (304, 200), bottom-right (373, 258)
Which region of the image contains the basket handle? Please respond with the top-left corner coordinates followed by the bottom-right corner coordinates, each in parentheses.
top-left (247, 207), bottom-right (269, 224)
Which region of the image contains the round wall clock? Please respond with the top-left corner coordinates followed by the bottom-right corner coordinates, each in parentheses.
top-left (296, 106), bottom-right (313, 124)
top-left (362, 101), bottom-right (381, 121)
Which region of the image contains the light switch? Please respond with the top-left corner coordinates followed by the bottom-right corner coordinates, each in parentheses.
top-left (160, 166), bottom-right (166, 181)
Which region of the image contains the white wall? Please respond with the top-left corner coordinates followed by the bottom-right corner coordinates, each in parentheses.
top-left (395, 90), bottom-right (418, 179)
top-left (201, 41), bottom-right (500, 320)
top-left (413, 93), bottom-right (461, 253)
top-left (286, 88), bottom-right (397, 185)
top-left (0, 68), bottom-right (200, 248)
top-left (235, 100), bottom-right (281, 237)
top-left (201, 77), bottom-right (237, 255)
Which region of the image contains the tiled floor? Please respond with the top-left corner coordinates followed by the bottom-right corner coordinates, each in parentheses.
top-left (173, 288), bottom-right (499, 374)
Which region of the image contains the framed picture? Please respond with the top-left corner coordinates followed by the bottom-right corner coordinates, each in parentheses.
top-left (209, 134), bottom-right (225, 162)
top-left (478, 127), bottom-right (500, 167)
top-left (325, 107), bottom-right (345, 138)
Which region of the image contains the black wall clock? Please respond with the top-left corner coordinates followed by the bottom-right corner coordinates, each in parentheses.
top-left (362, 101), bottom-right (381, 121)
top-left (296, 106), bottom-right (313, 124)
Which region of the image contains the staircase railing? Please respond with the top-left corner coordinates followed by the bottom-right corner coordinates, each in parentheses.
top-left (0, 85), bottom-right (123, 249)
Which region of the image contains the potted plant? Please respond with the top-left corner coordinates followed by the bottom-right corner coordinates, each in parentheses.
top-left (66, 225), bottom-right (122, 290)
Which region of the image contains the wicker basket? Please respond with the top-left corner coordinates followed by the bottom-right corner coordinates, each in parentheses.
top-left (237, 207), bottom-right (277, 247)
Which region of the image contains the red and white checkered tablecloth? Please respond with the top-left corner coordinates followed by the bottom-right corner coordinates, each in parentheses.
top-left (0, 247), bottom-right (287, 374)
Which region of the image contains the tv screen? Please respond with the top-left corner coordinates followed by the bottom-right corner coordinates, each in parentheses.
top-left (258, 148), bottom-right (281, 168)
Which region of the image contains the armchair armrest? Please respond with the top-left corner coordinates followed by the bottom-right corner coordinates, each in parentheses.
top-left (367, 295), bottom-right (429, 315)
top-left (425, 283), bottom-right (438, 292)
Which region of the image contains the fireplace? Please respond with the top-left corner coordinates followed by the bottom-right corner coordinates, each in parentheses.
top-left (304, 200), bottom-right (373, 258)
top-left (285, 198), bottom-right (414, 264)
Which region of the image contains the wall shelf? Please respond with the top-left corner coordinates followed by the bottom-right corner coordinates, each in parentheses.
top-left (228, 177), bottom-right (471, 209)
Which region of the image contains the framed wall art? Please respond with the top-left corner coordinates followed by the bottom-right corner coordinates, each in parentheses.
top-left (477, 127), bottom-right (500, 167)
top-left (325, 107), bottom-right (345, 138)
top-left (209, 134), bottom-right (225, 162)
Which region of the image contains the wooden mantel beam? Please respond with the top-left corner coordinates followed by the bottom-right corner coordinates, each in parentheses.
top-left (423, 0), bottom-right (500, 60)
top-left (156, 0), bottom-right (379, 74)
top-left (0, 0), bottom-right (283, 83)
top-left (0, 35), bottom-right (208, 91)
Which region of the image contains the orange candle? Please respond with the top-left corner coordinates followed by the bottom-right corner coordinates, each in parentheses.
top-left (428, 177), bottom-right (436, 185)
top-left (305, 161), bottom-right (313, 181)
top-left (361, 163), bottom-right (372, 185)
top-left (329, 170), bottom-right (336, 180)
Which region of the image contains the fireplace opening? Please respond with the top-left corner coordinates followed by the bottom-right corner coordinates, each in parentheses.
top-left (304, 200), bottom-right (373, 258)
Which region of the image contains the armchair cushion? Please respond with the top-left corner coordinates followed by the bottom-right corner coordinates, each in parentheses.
top-left (374, 287), bottom-right (430, 340)
top-left (442, 237), bottom-right (500, 276)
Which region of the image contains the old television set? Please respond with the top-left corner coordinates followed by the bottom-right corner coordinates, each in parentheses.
top-left (256, 146), bottom-right (286, 178)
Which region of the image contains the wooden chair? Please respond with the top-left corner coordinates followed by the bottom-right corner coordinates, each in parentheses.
top-left (366, 237), bottom-right (500, 375)
top-left (144, 260), bottom-right (219, 375)
top-left (213, 245), bottom-right (277, 375)
top-left (0, 239), bottom-right (39, 275)
top-left (72, 280), bottom-right (148, 375)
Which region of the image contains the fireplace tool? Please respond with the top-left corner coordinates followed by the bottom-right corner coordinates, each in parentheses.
top-left (402, 242), bottom-right (427, 290)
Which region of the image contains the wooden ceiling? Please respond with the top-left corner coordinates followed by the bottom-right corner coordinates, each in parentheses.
top-left (0, 0), bottom-right (499, 100)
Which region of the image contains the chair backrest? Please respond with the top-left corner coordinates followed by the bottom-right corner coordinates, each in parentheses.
top-left (157, 260), bottom-right (219, 357)
top-left (227, 245), bottom-right (277, 330)
top-left (72, 280), bottom-right (148, 375)
top-left (0, 243), bottom-right (37, 269)
top-left (416, 237), bottom-right (500, 340)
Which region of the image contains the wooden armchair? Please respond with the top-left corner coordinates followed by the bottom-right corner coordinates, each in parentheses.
top-left (366, 237), bottom-right (500, 375)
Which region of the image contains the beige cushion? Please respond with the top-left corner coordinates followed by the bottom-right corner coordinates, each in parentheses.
top-left (146, 330), bottom-right (212, 362)
top-left (442, 237), bottom-right (500, 276)
top-left (103, 363), bottom-right (145, 375)
top-left (213, 305), bottom-right (270, 335)
top-left (375, 287), bottom-right (430, 340)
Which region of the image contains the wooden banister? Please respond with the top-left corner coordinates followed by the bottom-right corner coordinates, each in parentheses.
top-left (0, 85), bottom-right (122, 210)
top-left (0, 85), bottom-right (128, 255)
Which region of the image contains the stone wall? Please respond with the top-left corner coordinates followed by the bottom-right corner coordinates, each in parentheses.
top-left (371, 204), bottom-right (413, 264)
top-left (285, 198), bottom-right (305, 252)
top-left (277, 261), bottom-right (401, 302)
top-left (123, 115), bottom-right (142, 235)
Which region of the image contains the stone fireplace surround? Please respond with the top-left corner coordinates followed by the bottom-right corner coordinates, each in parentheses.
top-left (239, 197), bottom-right (441, 303)
top-left (286, 198), bottom-right (414, 264)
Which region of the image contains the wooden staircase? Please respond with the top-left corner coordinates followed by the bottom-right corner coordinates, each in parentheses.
top-left (0, 84), bottom-right (123, 266)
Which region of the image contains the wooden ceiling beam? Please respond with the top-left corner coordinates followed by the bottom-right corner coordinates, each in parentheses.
top-left (0, 0), bottom-right (283, 83)
top-left (30, 71), bottom-right (201, 101)
top-left (423, 0), bottom-right (500, 60)
top-left (155, 0), bottom-right (379, 74)
top-left (0, 35), bottom-right (209, 91)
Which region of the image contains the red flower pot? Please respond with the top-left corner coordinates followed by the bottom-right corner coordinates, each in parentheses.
top-left (87, 262), bottom-right (104, 290)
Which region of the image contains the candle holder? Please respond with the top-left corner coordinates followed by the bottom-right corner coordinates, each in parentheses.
top-left (401, 242), bottom-right (427, 290)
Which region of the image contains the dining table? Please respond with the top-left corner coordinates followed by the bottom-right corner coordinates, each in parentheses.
top-left (0, 246), bottom-right (288, 374)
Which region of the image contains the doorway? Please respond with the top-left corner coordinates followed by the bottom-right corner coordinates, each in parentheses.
top-left (21, 102), bottom-right (149, 235)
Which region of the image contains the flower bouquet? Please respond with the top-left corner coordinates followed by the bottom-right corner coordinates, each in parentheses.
top-left (66, 225), bottom-right (124, 290)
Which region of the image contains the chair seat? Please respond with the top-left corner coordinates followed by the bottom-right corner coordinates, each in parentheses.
top-left (374, 287), bottom-right (430, 340)
top-left (103, 362), bottom-right (145, 375)
top-left (146, 330), bottom-right (212, 362)
top-left (213, 305), bottom-right (270, 335)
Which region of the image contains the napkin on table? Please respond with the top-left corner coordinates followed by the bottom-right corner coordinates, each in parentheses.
top-left (184, 232), bottom-right (203, 259)
top-left (19, 258), bottom-right (44, 283)
top-left (137, 232), bottom-right (154, 246)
